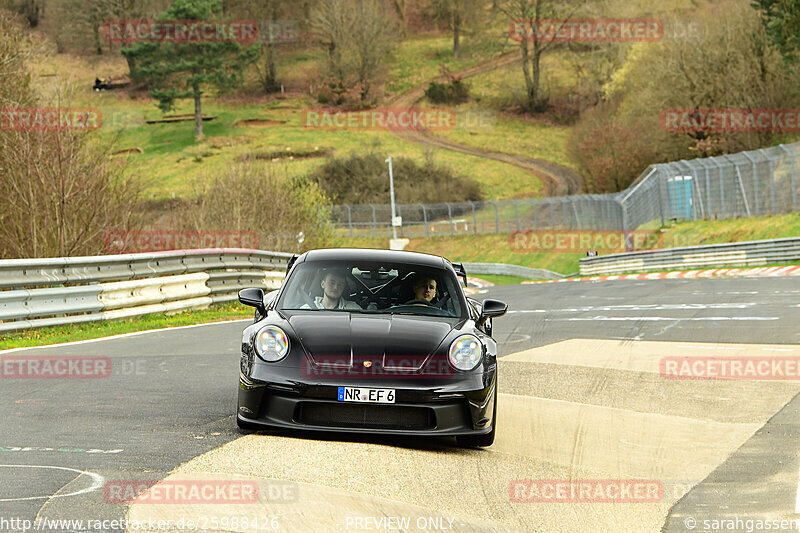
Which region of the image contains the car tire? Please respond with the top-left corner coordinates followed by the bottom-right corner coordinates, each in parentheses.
top-left (457, 385), bottom-right (497, 448)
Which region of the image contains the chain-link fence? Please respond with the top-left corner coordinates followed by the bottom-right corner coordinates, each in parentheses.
top-left (331, 142), bottom-right (800, 236)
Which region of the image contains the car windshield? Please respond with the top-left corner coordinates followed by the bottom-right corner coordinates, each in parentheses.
top-left (276, 260), bottom-right (464, 318)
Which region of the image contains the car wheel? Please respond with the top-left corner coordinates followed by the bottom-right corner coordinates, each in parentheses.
top-left (457, 385), bottom-right (497, 448)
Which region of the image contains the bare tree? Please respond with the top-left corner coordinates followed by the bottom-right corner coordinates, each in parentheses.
top-left (0, 0), bottom-right (43, 26)
top-left (227, 0), bottom-right (299, 93)
top-left (0, 10), bottom-right (37, 107)
top-left (42, 0), bottom-right (167, 56)
top-left (606, 0), bottom-right (800, 157)
top-left (429, 0), bottom-right (484, 57)
top-left (0, 13), bottom-right (143, 258)
top-left (0, 126), bottom-right (144, 258)
top-left (497, 0), bottom-right (584, 112)
top-left (311, 0), bottom-right (398, 103)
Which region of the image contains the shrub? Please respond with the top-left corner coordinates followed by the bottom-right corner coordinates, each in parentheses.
top-left (566, 104), bottom-right (657, 193)
top-left (424, 80), bottom-right (470, 104)
top-left (177, 160), bottom-right (335, 252)
top-left (308, 152), bottom-right (484, 205)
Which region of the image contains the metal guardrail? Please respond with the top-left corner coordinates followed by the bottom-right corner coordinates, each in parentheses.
top-left (0, 248), bottom-right (292, 333)
top-left (0, 248), bottom-right (557, 333)
top-left (463, 263), bottom-right (566, 280)
top-left (579, 238), bottom-right (800, 276)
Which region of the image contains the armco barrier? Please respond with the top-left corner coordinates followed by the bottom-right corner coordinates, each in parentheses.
top-left (0, 248), bottom-right (292, 333)
top-left (579, 237), bottom-right (800, 276)
top-left (0, 249), bottom-right (572, 333)
top-left (463, 263), bottom-right (566, 280)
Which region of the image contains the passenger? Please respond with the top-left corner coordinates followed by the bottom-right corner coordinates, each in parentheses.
top-left (406, 275), bottom-right (437, 305)
top-left (303, 269), bottom-right (362, 310)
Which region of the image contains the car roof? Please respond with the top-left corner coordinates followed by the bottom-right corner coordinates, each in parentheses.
top-left (300, 248), bottom-right (449, 269)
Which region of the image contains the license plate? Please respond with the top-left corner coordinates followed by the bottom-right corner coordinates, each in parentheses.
top-left (337, 386), bottom-right (395, 403)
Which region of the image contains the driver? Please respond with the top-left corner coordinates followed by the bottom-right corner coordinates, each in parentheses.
top-left (406, 275), bottom-right (437, 305)
top-left (303, 268), bottom-right (362, 310)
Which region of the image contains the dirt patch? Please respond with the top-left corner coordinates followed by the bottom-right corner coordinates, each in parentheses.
top-left (111, 147), bottom-right (143, 155)
top-left (146, 115), bottom-right (217, 124)
top-left (239, 147), bottom-right (333, 162)
top-left (235, 118), bottom-right (287, 127)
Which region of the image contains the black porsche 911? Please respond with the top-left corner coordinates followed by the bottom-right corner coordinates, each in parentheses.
top-left (236, 248), bottom-right (507, 447)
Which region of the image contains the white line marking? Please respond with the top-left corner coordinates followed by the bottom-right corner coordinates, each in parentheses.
top-left (552, 316), bottom-right (779, 322)
top-left (0, 464), bottom-right (104, 502)
top-left (0, 319), bottom-right (251, 354)
top-left (678, 345), bottom-right (745, 351)
top-left (795, 465), bottom-right (800, 514)
top-left (501, 333), bottom-right (532, 344)
top-left (509, 303), bottom-right (758, 313)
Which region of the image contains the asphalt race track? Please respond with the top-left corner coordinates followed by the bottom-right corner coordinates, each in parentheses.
top-left (1, 276), bottom-right (799, 532)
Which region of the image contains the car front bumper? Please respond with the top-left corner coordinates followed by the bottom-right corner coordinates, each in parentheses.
top-left (237, 368), bottom-right (496, 437)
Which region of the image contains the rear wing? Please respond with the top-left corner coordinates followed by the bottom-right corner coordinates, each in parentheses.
top-left (451, 263), bottom-right (468, 288)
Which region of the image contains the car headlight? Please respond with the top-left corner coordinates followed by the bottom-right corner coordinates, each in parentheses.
top-left (254, 326), bottom-right (290, 362)
top-left (448, 335), bottom-right (482, 371)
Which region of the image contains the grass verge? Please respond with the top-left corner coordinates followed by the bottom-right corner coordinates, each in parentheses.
top-left (0, 302), bottom-right (251, 350)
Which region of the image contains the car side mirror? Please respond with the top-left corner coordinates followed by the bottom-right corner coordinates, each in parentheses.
top-left (479, 299), bottom-right (507, 324)
top-left (239, 288), bottom-right (266, 315)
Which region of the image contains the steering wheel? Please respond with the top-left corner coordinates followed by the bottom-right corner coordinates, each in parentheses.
top-left (405, 299), bottom-right (432, 306)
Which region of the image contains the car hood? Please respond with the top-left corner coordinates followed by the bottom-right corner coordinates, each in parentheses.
top-left (285, 312), bottom-right (459, 371)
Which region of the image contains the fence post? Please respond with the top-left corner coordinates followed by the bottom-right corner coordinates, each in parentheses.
top-left (759, 149), bottom-right (776, 215)
top-left (725, 155), bottom-right (751, 218)
top-left (742, 151), bottom-right (759, 216)
top-left (710, 157), bottom-right (726, 219)
top-left (616, 195), bottom-right (629, 232)
top-left (419, 203), bottom-right (428, 237)
top-left (490, 200), bottom-right (498, 233)
top-left (445, 202), bottom-right (453, 234)
top-left (571, 199), bottom-right (581, 229)
top-left (345, 204), bottom-right (353, 236)
top-left (599, 197), bottom-right (606, 229)
top-left (396, 205), bottom-right (403, 237)
top-left (695, 159), bottom-right (712, 219)
top-left (549, 198), bottom-right (556, 228)
top-left (470, 201), bottom-right (477, 234)
top-left (369, 203), bottom-right (377, 236)
top-left (779, 144), bottom-right (798, 212)
top-left (677, 159), bottom-right (705, 220)
top-left (512, 199), bottom-right (520, 230)
top-left (531, 199), bottom-right (538, 229)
